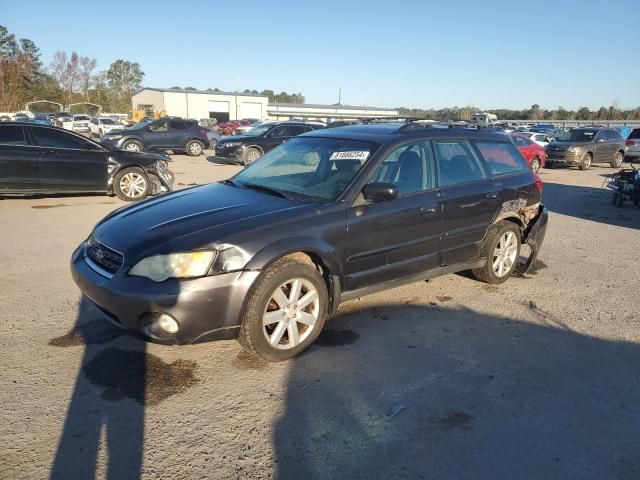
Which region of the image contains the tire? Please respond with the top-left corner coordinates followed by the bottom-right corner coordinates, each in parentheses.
top-left (471, 221), bottom-right (521, 285)
top-left (611, 151), bottom-right (624, 168)
top-left (186, 140), bottom-right (204, 156)
top-left (122, 140), bottom-right (143, 152)
top-left (530, 157), bottom-right (541, 173)
top-left (242, 147), bottom-right (262, 165)
top-left (113, 167), bottom-right (151, 201)
top-left (209, 138), bottom-right (217, 150)
top-left (238, 258), bottom-right (328, 362)
top-left (579, 152), bottom-right (592, 170)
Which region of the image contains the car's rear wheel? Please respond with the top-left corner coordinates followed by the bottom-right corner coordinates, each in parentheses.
top-left (611, 151), bottom-right (624, 168)
top-left (186, 140), bottom-right (204, 156)
top-left (238, 258), bottom-right (328, 362)
top-left (209, 138), bottom-right (218, 150)
top-left (243, 147), bottom-right (262, 165)
top-left (472, 221), bottom-right (521, 284)
top-left (530, 157), bottom-right (541, 173)
top-left (122, 140), bottom-right (143, 152)
top-left (579, 153), bottom-right (592, 170)
top-left (113, 167), bottom-right (151, 201)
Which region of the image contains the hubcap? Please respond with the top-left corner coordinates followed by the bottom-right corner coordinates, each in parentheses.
top-left (190, 142), bottom-right (202, 155)
top-left (584, 155), bottom-right (591, 168)
top-left (531, 158), bottom-right (539, 172)
top-left (119, 172), bottom-right (146, 198)
top-left (262, 278), bottom-right (319, 350)
top-left (492, 231), bottom-right (518, 278)
top-left (125, 142), bottom-right (140, 152)
top-left (247, 150), bottom-right (260, 163)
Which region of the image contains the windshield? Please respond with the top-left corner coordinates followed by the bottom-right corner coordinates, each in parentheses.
top-left (74, 115), bottom-right (89, 121)
top-left (100, 118), bottom-right (116, 125)
top-left (244, 124), bottom-right (272, 136)
top-left (558, 130), bottom-right (597, 142)
top-left (231, 137), bottom-right (379, 202)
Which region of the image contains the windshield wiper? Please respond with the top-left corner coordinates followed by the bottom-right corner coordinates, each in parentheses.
top-left (240, 182), bottom-right (289, 199)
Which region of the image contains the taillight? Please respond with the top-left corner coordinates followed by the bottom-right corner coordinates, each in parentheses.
top-left (533, 173), bottom-right (543, 194)
top-left (625, 139), bottom-right (636, 146)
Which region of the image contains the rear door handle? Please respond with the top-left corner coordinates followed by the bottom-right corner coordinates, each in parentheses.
top-left (486, 192), bottom-right (499, 199)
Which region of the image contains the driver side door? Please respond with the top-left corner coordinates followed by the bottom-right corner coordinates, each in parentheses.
top-left (144, 119), bottom-right (172, 149)
top-left (29, 126), bottom-right (108, 191)
top-left (345, 141), bottom-right (444, 291)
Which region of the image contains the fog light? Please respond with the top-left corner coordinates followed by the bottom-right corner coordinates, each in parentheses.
top-left (157, 314), bottom-right (179, 334)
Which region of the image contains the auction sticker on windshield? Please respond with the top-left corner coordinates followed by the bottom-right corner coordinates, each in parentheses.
top-left (330, 151), bottom-right (370, 161)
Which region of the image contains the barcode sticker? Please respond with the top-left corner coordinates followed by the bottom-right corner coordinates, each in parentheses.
top-left (330, 151), bottom-right (370, 161)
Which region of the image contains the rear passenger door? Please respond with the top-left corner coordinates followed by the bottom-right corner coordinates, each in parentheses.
top-left (435, 140), bottom-right (500, 265)
top-left (0, 125), bottom-right (41, 191)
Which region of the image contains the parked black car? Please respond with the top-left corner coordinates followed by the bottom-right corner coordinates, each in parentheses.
top-left (545, 127), bottom-right (626, 170)
top-left (71, 123), bottom-right (548, 361)
top-left (100, 118), bottom-right (210, 156)
top-left (215, 121), bottom-right (324, 165)
top-left (0, 123), bottom-right (174, 201)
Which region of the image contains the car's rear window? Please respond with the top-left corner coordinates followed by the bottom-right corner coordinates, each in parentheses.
top-left (474, 141), bottom-right (529, 176)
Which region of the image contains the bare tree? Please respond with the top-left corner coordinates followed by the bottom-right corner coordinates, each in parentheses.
top-left (78, 56), bottom-right (97, 101)
top-left (49, 51), bottom-right (67, 86)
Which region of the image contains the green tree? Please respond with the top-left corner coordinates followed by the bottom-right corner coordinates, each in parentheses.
top-left (575, 107), bottom-right (591, 120)
top-left (106, 59), bottom-right (144, 109)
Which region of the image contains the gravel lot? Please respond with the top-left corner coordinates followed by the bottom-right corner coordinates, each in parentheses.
top-left (1, 151), bottom-right (640, 479)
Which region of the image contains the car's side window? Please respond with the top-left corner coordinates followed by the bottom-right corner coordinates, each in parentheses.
top-left (286, 126), bottom-right (307, 136)
top-left (474, 141), bottom-right (529, 176)
top-left (268, 126), bottom-right (287, 137)
top-left (369, 141), bottom-right (434, 195)
top-left (169, 120), bottom-right (187, 130)
top-left (32, 127), bottom-right (96, 150)
top-left (434, 140), bottom-right (486, 187)
top-left (608, 130), bottom-right (621, 140)
top-left (149, 119), bottom-right (168, 132)
top-left (0, 126), bottom-right (27, 146)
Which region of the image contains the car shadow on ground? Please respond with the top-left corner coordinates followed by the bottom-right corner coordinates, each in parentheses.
top-left (542, 181), bottom-right (640, 229)
top-left (274, 303), bottom-right (640, 479)
top-left (206, 155), bottom-right (240, 166)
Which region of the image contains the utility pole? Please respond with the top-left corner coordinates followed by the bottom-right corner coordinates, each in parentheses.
top-left (338, 88), bottom-right (342, 106)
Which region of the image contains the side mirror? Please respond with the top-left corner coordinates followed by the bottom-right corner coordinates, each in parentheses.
top-left (363, 183), bottom-right (398, 202)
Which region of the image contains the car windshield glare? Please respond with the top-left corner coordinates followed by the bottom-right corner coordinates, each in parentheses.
top-left (558, 130), bottom-right (596, 142)
top-left (245, 124), bottom-right (272, 136)
top-left (232, 137), bottom-right (378, 202)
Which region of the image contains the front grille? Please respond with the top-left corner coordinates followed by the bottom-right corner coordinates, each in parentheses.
top-left (86, 237), bottom-right (123, 275)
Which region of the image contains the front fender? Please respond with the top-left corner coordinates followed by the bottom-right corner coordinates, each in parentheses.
top-left (244, 236), bottom-right (342, 277)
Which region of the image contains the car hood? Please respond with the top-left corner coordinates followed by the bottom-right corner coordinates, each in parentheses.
top-left (93, 183), bottom-right (314, 262)
top-left (219, 134), bottom-right (260, 143)
top-left (547, 141), bottom-right (589, 150)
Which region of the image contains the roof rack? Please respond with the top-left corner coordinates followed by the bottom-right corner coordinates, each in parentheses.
top-left (359, 116), bottom-right (421, 124)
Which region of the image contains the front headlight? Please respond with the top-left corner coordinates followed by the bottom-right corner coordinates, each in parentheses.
top-left (223, 142), bottom-right (242, 148)
top-left (568, 146), bottom-right (580, 153)
top-left (211, 245), bottom-right (250, 273)
top-left (129, 251), bottom-right (217, 282)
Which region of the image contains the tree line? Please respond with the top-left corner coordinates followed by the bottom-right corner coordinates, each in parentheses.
top-left (0, 25), bottom-right (143, 113)
top-left (399, 103), bottom-right (640, 122)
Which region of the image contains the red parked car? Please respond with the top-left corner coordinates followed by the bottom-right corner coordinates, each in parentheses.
top-left (218, 119), bottom-right (259, 136)
top-left (511, 133), bottom-right (546, 172)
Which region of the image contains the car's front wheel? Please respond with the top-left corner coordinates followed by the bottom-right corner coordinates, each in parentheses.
top-left (186, 140), bottom-right (204, 156)
top-left (238, 258), bottom-right (328, 361)
top-left (113, 167), bottom-right (151, 201)
top-left (611, 151), bottom-right (624, 168)
top-left (579, 152), bottom-right (592, 170)
top-left (243, 147), bottom-right (262, 165)
top-left (472, 221), bottom-right (521, 284)
top-left (122, 140), bottom-right (143, 152)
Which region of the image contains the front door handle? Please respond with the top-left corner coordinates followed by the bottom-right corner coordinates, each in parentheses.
top-left (420, 206), bottom-right (437, 214)
top-left (486, 192), bottom-right (499, 199)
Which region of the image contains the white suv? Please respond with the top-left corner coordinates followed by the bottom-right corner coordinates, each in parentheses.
top-left (89, 117), bottom-right (122, 138)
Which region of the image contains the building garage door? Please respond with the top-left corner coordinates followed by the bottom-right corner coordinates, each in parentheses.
top-left (241, 102), bottom-right (262, 120)
top-left (208, 100), bottom-right (230, 123)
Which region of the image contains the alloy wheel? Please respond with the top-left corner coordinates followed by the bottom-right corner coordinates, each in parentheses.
top-left (189, 142), bottom-right (202, 155)
top-left (125, 142), bottom-right (140, 152)
top-left (262, 278), bottom-right (320, 350)
top-left (119, 172), bottom-right (147, 198)
top-left (246, 149), bottom-right (261, 163)
top-left (492, 231), bottom-right (517, 278)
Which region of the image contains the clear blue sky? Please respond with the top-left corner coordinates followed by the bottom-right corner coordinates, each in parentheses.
top-left (2, 0), bottom-right (639, 110)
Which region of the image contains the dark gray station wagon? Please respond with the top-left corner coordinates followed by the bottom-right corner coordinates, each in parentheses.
top-left (71, 122), bottom-right (548, 361)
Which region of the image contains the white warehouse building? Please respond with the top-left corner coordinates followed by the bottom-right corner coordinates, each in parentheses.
top-left (131, 87), bottom-right (399, 123)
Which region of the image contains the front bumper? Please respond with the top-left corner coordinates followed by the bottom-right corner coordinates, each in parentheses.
top-left (624, 146), bottom-right (640, 158)
top-left (70, 243), bottom-right (261, 344)
top-left (515, 205), bottom-right (549, 275)
top-left (215, 144), bottom-right (245, 162)
top-left (545, 151), bottom-right (581, 165)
